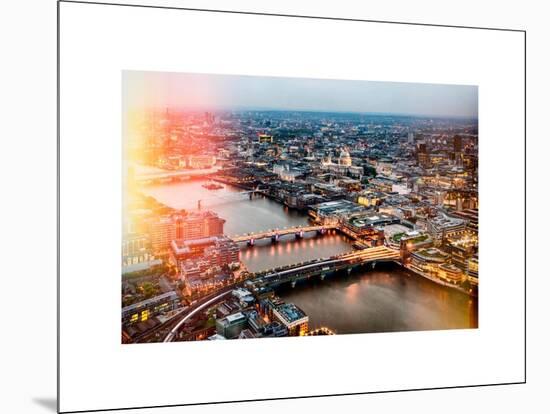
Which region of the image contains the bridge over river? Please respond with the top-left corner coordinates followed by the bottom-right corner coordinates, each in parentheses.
top-left (230, 225), bottom-right (337, 245)
top-left (249, 245), bottom-right (401, 288)
top-left (162, 245), bottom-right (401, 342)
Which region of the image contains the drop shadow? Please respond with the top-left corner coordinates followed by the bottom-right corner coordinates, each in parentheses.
top-left (32, 397), bottom-right (57, 412)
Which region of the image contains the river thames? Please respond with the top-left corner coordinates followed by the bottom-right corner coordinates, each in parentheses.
top-left (143, 178), bottom-right (478, 334)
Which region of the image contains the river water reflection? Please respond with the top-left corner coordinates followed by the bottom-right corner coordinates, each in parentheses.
top-left (278, 264), bottom-right (477, 333)
top-left (143, 179), bottom-right (478, 333)
top-left (142, 179), bottom-right (311, 236)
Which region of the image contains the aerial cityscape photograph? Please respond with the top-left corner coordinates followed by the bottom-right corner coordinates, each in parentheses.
top-left (121, 71), bottom-right (479, 344)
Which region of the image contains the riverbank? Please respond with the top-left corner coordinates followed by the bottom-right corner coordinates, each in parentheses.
top-left (138, 177), bottom-right (477, 336)
top-left (402, 262), bottom-right (477, 298)
top-left (277, 261), bottom-right (478, 334)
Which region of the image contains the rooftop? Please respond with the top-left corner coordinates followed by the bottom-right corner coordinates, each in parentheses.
top-left (311, 199), bottom-right (365, 216)
top-left (347, 212), bottom-right (399, 229)
top-left (413, 248), bottom-right (449, 262)
top-left (275, 303), bottom-right (308, 324)
top-left (429, 214), bottom-right (465, 230)
top-left (122, 291), bottom-right (179, 313)
top-left (225, 312), bottom-right (246, 324)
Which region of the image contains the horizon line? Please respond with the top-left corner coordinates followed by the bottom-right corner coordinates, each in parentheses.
top-left (128, 106), bottom-right (479, 120)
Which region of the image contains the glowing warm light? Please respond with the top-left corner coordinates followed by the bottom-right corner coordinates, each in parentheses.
top-left (346, 282), bottom-right (359, 301)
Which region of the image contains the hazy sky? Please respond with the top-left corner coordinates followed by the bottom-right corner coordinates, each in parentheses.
top-left (123, 71), bottom-right (478, 118)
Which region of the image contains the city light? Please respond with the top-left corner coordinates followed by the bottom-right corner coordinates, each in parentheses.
top-left (121, 72), bottom-right (478, 344)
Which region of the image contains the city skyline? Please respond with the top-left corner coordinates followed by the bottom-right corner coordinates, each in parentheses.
top-left (123, 71), bottom-right (479, 118)
top-left (122, 71), bottom-right (478, 344)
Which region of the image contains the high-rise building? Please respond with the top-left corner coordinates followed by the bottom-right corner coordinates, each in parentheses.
top-left (417, 142), bottom-right (431, 168)
top-left (148, 211), bottom-right (225, 253)
top-left (453, 135), bottom-right (463, 166)
top-left (174, 211), bottom-right (225, 241)
top-left (148, 216), bottom-right (177, 252)
top-left (204, 111), bottom-right (215, 125)
top-left (453, 135), bottom-right (463, 153)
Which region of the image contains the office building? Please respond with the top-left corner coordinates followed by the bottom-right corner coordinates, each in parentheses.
top-left (175, 211), bottom-right (225, 241)
top-left (122, 291), bottom-right (180, 325)
top-left (148, 216), bottom-right (177, 252)
top-left (272, 303), bottom-right (309, 336)
top-left (216, 312), bottom-right (248, 339)
top-left (427, 214), bottom-right (467, 245)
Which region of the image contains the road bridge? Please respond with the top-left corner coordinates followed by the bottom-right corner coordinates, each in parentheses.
top-left (230, 225), bottom-right (337, 245)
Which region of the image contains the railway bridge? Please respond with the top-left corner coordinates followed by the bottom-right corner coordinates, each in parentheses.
top-left (249, 245), bottom-right (401, 288)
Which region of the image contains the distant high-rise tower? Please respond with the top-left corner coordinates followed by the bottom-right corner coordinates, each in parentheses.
top-left (453, 135), bottom-right (463, 152)
top-left (417, 142), bottom-right (431, 168)
top-left (453, 135), bottom-right (463, 166)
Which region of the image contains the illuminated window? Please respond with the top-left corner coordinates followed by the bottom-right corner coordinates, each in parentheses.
top-left (141, 310), bottom-right (149, 321)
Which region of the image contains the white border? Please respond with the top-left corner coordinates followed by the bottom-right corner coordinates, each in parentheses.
top-left (59, 2), bottom-right (525, 412)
